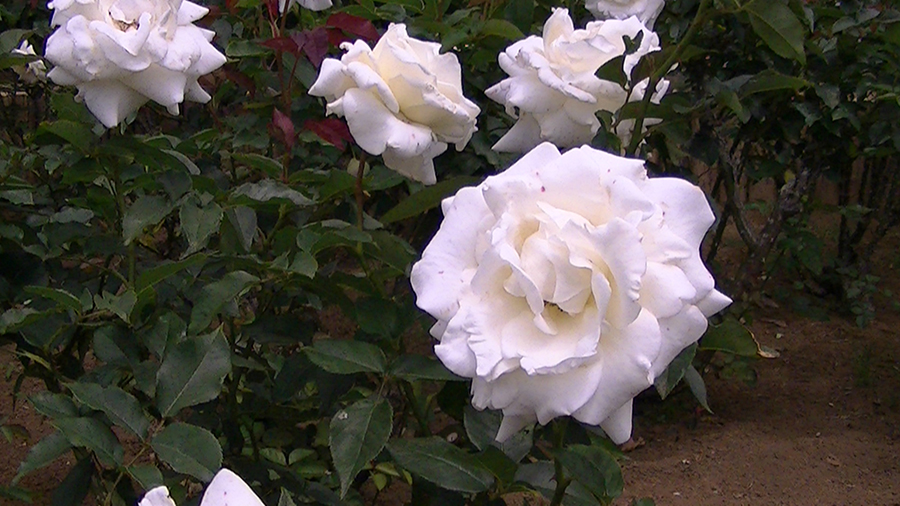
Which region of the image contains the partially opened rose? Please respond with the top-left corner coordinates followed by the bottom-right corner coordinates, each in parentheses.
top-left (11, 41), bottom-right (47, 83)
top-left (309, 24), bottom-right (480, 185)
top-left (139, 468), bottom-right (264, 506)
top-left (485, 9), bottom-right (663, 153)
top-left (587, 0), bottom-right (666, 28)
top-left (411, 143), bottom-right (730, 443)
top-left (44, 0), bottom-right (226, 128)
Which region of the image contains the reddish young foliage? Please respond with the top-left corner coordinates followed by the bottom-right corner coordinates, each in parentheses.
top-left (326, 13), bottom-right (380, 43)
top-left (304, 118), bottom-right (352, 151)
top-left (271, 108), bottom-right (296, 150)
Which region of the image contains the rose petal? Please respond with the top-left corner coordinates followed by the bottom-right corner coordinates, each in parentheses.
top-left (78, 79), bottom-right (149, 127)
top-left (599, 399), bottom-right (633, 444)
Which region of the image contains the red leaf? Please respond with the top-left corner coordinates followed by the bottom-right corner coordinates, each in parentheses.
top-left (223, 65), bottom-right (256, 97)
top-left (225, 0), bottom-right (238, 14)
top-left (326, 27), bottom-right (350, 47)
top-left (304, 118), bottom-right (352, 150)
top-left (326, 13), bottom-right (380, 43)
top-left (301, 27), bottom-right (330, 68)
top-left (261, 36), bottom-right (300, 55)
top-left (271, 108), bottom-right (296, 150)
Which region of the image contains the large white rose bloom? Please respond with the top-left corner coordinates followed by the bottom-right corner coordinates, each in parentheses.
top-left (411, 143), bottom-right (731, 443)
top-left (309, 24), bottom-right (480, 185)
top-left (587, 0), bottom-right (666, 28)
top-left (44, 0), bottom-right (227, 128)
top-left (486, 9), bottom-right (664, 153)
top-left (139, 469), bottom-right (264, 506)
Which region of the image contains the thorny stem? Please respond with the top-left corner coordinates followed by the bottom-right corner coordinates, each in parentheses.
top-left (627, 0), bottom-right (714, 155)
top-left (549, 418), bottom-right (571, 506)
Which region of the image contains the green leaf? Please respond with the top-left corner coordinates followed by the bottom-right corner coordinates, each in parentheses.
top-left (162, 149), bottom-right (201, 175)
top-left (13, 431), bottom-right (72, 485)
top-left (305, 340), bottom-right (386, 374)
top-left (66, 383), bottom-right (151, 440)
top-left (232, 179), bottom-right (313, 207)
top-left (653, 343), bottom-right (697, 400)
top-left (503, 0), bottom-right (534, 34)
top-left (381, 177), bottom-right (480, 223)
top-left (698, 316), bottom-right (759, 357)
top-left (22, 287), bottom-right (83, 314)
top-left (136, 255), bottom-right (206, 293)
top-left (54, 417), bottom-right (123, 467)
top-left (683, 364), bottom-right (712, 413)
top-left (180, 200), bottom-right (223, 255)
top-left (143, 311), bottom-right (186, 360)
top-left (740, 70), bottom-right (809, 96)
top-left (715, 90), bottom-right (750, 123)
top-left (35, 120), bottom-right (94, 152)
top-left (127, 465), bottom-right (164, 490)
top-left (390, 354), bottom-right (464, 382)
top-left (744, 0), bottom-right (806, 64)
top-left (595, 54), bottom-right (628, 87)
top-left (480, 19), bottom-right (524, 40)
top-left (51, 458), bottom-right (93, 506)
top-left (463, 406), bottom-right (532, 463)
top-left (387, 437), bottom-right (494, 493)
top-left (29, 393), bottom-right (78, 419)
top-left (225, 207), bottom-right (257, 252)
top-left (92, 290), bottom-right (137, 323)
top-left (188, 271), bottom-right (258, 334)
top-left (233, 153), bottom-right (283, 178)
top-left (123, 195), bottom-right (175, 245)
top-left (556, 444), bottom-right (623, 501)
top-left (289, 250), bottom-right (318, 278)
top-left (330, 397), bottom-right (393, 497)
top-left (354, 297), bottom-right (397, 337)
top-left (155, 329), bottom-right (232, 418)
top-left (473, 446), bottom-right (518, 487)
top-left (151, 422), bottom-right (222, 482)
top-left (0, 484), bottom-right (32, 502)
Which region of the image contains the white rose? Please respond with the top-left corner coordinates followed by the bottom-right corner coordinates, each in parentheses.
top-left (410, 143), bottom-right (731, 443)
top-left (485, 9), bottom-right (662, 153)
top-left (309, 24), bottom-right (480, 185)
top-left (139, 469), bottom-right (264, 506)
top-left (44, 0), bottom-right (227, 128)
top-left (279, 0), bottom-right (332, 13)
top-left (587, 0), bottom-right (666, 28)
top-left (11, 41), bottom-right (48, 83)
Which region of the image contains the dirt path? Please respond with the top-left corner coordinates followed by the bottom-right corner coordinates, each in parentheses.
top-left (619, 310), bottom-right (900, 505)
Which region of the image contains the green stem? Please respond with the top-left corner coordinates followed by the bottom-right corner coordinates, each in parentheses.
top-left (549, 418), bottom-right (571, 506)
top-left (354, 152), bottom-right (367, 232)
top-left (626, 0), bottom-right (714, 156)
top-left (400, 381), bottom-right (431, 436)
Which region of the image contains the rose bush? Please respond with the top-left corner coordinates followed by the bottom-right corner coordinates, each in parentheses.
top-left (43, 0), bottom-right (226, 128)
top-left (309, 23), bottom-right (480, 184)
top-left (139, 469), bottom-right (263, 506)
top-left (485, 9), bottom-right (663, 153)
top-left (411, 143), bottom-right (731, 443)
top-left (586, 0), bottom-right (666, 27)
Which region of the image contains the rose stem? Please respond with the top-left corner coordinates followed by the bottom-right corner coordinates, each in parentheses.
top-left (549, 417), bottom-right (572, 506)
